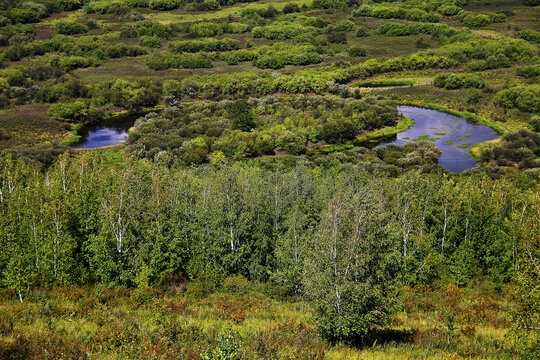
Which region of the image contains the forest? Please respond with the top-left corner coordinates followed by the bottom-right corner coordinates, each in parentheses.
top-left (0, 0), bottom-right (539, 359)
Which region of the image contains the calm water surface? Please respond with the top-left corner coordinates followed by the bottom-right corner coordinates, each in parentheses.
top-left (70, 117), bottom-right (133, 150)
top-left (379, 106), bottom-right (499, 173)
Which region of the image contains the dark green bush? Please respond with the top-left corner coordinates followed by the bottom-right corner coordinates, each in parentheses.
top-left (119, 26), bottom-right (139, 39)
top-left (149, 0), bottom-right (182, 11)
top-left (493, 85), bottom-right (540, 113)
top-left (433, 73), bottom-right (486, 89)
top-left (376, 23), bottom-right (416, 36)
top-left (139, 36), bottom-right (161, 48)
top-left (516, 64), bottom-right (540, 78)
top-left (146, 53), bottom-right (213, 70)
top-left (519, 29), bottom-right (540, 43)
top-left (283, 3), bottom-right (300, 14)
top-left (347, 45), bottom-right (367, 57)
top-left (55, 21), bottom-right (88, 35)
top-left (312, 0), bottom-right (347, 10)
top-left (169, 38), bottom-right (240, 53)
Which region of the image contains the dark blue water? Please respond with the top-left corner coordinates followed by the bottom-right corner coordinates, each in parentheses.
top-left (380, 106), bottom-right (499, 173)
top-left (70, 117), bottom-right (133, 150)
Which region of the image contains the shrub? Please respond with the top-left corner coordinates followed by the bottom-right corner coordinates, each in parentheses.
top-left (47, 99), bottom-right (90, 123)
top-left (433, 73), bottom-right (486, 89)
top-left (283, 3), bottom-right (300, 14)
top-left (516, 64), bottom-right (540, 78)
top-left (119, 26), bottom-right (139, 38)
top-left (139, 36), bottom-right (161, 48)
top-left (438, 5), bottom-right (460, 16)
top-left (347, 45), bottom-right (367, 57)
top-left (519, 29), bottom-right (540, 43)
top-left (312, 0), bottom-right (347, 9)
top-left (333, 20), bottom-right (355, 32)
top-left (149, 0), bottom-right (182, 11)
top-left (327, 32), bottom-right (347, 44)
top-left (376, 22), bottom-right (416, 36)
top-left (55, 21), bottom-right (88, 35)
top-left (59, 56), bottom-right (100, 71)
top-left (169, 38), bottom-right (240, 53)
top-left (356, 26), bottom-right (369, 37)
top-left (493, 85), bottom-right (540, 113)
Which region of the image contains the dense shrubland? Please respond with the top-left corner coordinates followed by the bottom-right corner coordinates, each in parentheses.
top-left (128, 96), bottom-right (401, 165)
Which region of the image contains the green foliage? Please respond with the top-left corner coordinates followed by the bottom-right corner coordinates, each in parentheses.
top-left (55, 21), bottom-right (88, 35)
top-left (347, 45), bottom-right (367, 57)
top-left (354, 4), bottom-right (441, 23)
top-left (519, 29), bottom-right (540, 43)
top-left (47, 99), bottom-right (90, 123)
top-left (433, 73), bottom-right (486, 90)
top-left (376, 22), bottom-right (417, 36)
top-left (252, 23), bottom-right (319, 40)
top-left (480, 130), bottom-right (540, 168)
top-left (493, 85), bottom-right (540, 113)
top-left (312, 0), bottom-right (347, 10)
top-left (228, 98), bottom-right (255, 131)
top-left (149, 0), bottom-right (182, 11)
top-left (138, 35), bottom-right (161, 48)
top-left (201, 326), bottom-right (241, 360)
top-left (169, 38), bottom-right (240, 53)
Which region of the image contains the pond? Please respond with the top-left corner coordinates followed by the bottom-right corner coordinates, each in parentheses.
top-left (379, 106), bottom-right (499, 173)
top-left (70, 115), bottom-right (134, 150)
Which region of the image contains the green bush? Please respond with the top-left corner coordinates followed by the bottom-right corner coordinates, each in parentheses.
top-left (376, 23), bottom-right (416, 36)
top-left (146, 53), bottom-right (213, 70)
top-left (438, 4), bottom-right (460, 16)
top-left (433, 73), bottom-right (486, 89)
top-left (333, 20), bottom-right (355, 32)
top-left (149, 0), bottom-right (182, 11)
top-left (493, 85), bottom-right (540, 113)
top-left (312, 0), bottom-right (347, 9)
top-left (516, 64), bottom-right (540, 78)
top-left (354, 4), bottom-right (441, 23)
top-left (519, 29), bottom-right (540, 43)
top-left (139, 36), bottom-right (161, 48)
top-left (119, 26), bottom-right (139, 38)
top-left (347, 46), bottom-right (367, 57)
top-left (283, 3), bottom-right (300, 14)
top-left (55, 22), bottom-right (88, 35)
top-left (253, 23), bottom-right (318, 40)
top-left (47, 99), bottom-right (90, 123)
top-left (169, 38), bottom-right (240, 53)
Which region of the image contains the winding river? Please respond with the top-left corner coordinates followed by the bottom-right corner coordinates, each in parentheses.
top-left (71, 105), bottom-right (499, 172)
top-left (380, 106), bottom-right (499, 173)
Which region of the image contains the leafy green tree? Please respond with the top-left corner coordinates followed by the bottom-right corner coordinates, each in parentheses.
top-left (304, 181), bottom-right (399, 344)
top-left (228, 99), bottom-right (256, 132)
